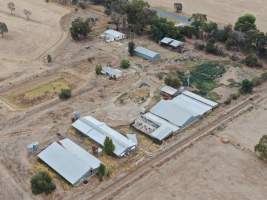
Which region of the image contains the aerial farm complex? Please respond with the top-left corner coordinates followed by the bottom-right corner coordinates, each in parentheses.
top-left (0, 0), bottom-right (267, 200)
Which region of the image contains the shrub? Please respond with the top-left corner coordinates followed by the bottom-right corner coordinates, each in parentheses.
top-left (244, 54), bottom-right (262, 68)
top-left (164, 75), bottom-right (181, 89)
top-left (97, 163), bottom-right (106, 181)
top-left (59, 88), bottom-right (71, 100)
top-left (103, 137), bottom-right (115, 156)
top-left (95, 64), bottom-right (102, 75)
top-left (240, 79), bottom-right (253, 94)
top-left (194, 42), bottom-right (205, 51)
top-left (205, 40), bottom-right (224, 56)
top-left (255, 135), bottom-right (267, 160)
top-left (120, 59), bottom-right (130, 69)
top-left (31, 171), bottom-right (56, 195)
top-left (128, 41), bottom-right (135, 56)
top-left (47, 54), bottom-right (52, 63)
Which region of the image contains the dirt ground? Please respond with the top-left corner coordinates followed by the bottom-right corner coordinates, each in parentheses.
top-left (146, 0), bottom-right (267, 32)
top-left (115, 135), bottom-right (267, 200)
top-left (0, 1), bottom-right (267, 200)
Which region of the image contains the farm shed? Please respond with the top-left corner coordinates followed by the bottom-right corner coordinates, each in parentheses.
top-left (134, 46), bottom-right (160, 61)
top-left (101, 66), bottom-right (122, 79)
top-left (133, 90), bottom-right (218, 142)
top-left (72, 116), bottom-right (136, 157)
top-left (101, 29), bottom-right (126, 42)
top-left (160, 85), bottom-right (179, 99)
top-left (160, 37), bottom-right (184, 49)
top-left (38, 138), bottom-right (101, 186)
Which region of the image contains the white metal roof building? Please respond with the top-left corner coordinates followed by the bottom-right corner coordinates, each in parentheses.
top-left (133, 90), bottom-right (218, 142)
top-left (160, 37), bottom-right (184, 48)
top-left (101, 29), bottom-right (126, 42)
top-left (38, 138), bottom-right (101, 186)
top-left (101, 66), bottom-right (122, 79)
top-left (160, 85), bottom-right (179, 97)
top-left (72, 116), bottom-right (136, 157)
top-left (134, 46), bottom-right (160, 61)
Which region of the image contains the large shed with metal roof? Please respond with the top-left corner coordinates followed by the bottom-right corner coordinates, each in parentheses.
top-left (133, 89), bottom-right (218, 142)
top-left (38, 138), bottom-right (101, 186)
top-left (134, 46), bottom-right (160, 61)
top-left (72, 116), bottom-right (136, 157)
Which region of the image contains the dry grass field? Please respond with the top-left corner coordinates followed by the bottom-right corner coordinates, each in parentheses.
top-left (146, 0), bottom-right (267, 32)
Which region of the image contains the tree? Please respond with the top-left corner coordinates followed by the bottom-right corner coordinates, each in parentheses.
top-left (128, 41), bottom-right (135, 56)
top-left (59, 88), bottom-right (71, 99)
top-left (120, 59), bottom-right (130, 69)
top-left (70, 17), bottom-right (94, 40)
top-left (240, 79), bottom-right (253, 94)
top-left (95, 64), bottom-right (102, 75)
top-left (103, 137), bottom-right (115, 156)
top-left (24, 9), bottom-right (32, 20)
top-left (190, 13), bottom-right (208, 39)
top-left (31, 171), bottom-right (56, 195)
top-left (235, 14), bottom-right (257, 32)
top-left (125, 0), bottom-right (157, 33)
top-left (164, 75), bottom-right (181, 88)
top-left (151, 17), bottom-right (184, 41)
top-left (97, 163), bottom-right (106, 181)
top-left (0, 22), bottom-right (8, 38)
top-left (174, 3), bottom-right (182, 13)
top-left (8, 2), bottom-right (15, 15)
top-left (255, 135), bottom-right (267, 160)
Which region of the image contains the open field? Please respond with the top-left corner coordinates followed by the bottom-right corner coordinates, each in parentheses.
top-left (115, 135), bottom-right (267, 200)
top-left (146, 0), bottom-right (267, 32)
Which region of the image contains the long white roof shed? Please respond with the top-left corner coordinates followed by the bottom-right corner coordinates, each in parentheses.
top-left (38, 138), bottom-right (101, 186)
top-left (72, 116), bottom-right (136, 157)
top-left (150, 90), bottom-right (218, 128)
top-left (134, 46), bottom-right (160, 61)
top-left (134, 90), bottom-right (217, 142)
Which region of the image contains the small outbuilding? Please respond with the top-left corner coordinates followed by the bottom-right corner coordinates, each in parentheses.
top-left (134, 46), bottom-right (160, 61)
top-left (160, 37), bottom-right (184, 49)
top-left (101, 66), bottom-right (122, 79)
top-left (38, 138), bottom-right (101, 186)
top-left (101, 29), bottom-right (126, 42)
top-left (160, 85), bottom-right (179, 99)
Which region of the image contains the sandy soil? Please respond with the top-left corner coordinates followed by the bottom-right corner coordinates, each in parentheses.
top-left (218, 99), bottom-right (267, 151)
top-left (0, 0), bottom-right (70, 87)
top-left (115, 135), bottom-right (267, 200)
top-left (146, 0), bottom-right (267, 32)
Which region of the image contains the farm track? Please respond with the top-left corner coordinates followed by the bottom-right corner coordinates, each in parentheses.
top-left (68, 94), bottom-right (263, 200)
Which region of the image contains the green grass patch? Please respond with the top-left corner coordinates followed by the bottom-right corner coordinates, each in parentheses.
top-left (178, 62), bottom-right (226, 95)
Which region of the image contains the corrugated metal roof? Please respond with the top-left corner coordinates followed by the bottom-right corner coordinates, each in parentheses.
top-left (160, 85), bottom-right (178, 96)
top-left (101, 66), bottom-right (122, 78)
top-left (141, 113), bottom-right (179, 141)
top-left (104, 29), bottom-right (125, 38)
top-left (134, 46), bottom-right (160, 59)
top-left (150, 90), bottom-right (216, 128)
top-left (182, 90), bottom-right (218, 107)
top-left (160, 37), bottom-right (174, 44)
top-left (38, 138), bottom-right (100, 185)
top-left (172, 94), bottom-right (213, 115)
top-left (169, 40), bottom-right (184, 48)
top-left (150, 100), bottom-right (196, 127)
top-left (72, 116), bottom-right (136, 157)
